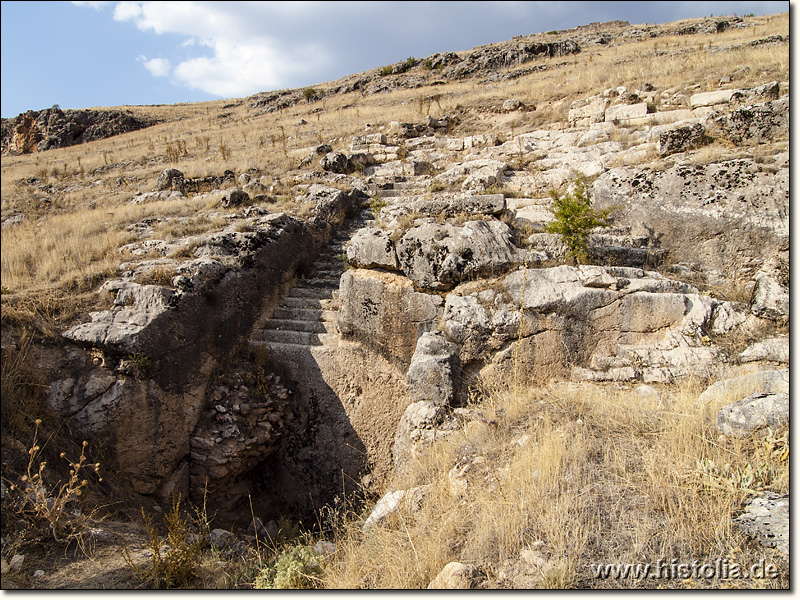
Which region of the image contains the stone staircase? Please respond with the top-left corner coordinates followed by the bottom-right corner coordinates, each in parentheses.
top-left (250, 220), bottom-right (361, 352)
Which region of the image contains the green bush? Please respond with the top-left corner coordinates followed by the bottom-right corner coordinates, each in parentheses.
top-left (302, 88), bottom-right (317, 102)
top-left (380, 65), bottom-right (393, 76)
top-left (254, 546), bottom-right (322, 589)
top-left (545, 175), bottom-right (612, 264)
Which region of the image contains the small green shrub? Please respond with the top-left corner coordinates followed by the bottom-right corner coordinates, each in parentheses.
top-left (302, 88), bottom-right (318, 102)
top-left (380, 65), bottom-right (394, 76)
top-left (545, 175), bottom-right (612, 265)
top-left (254, 546), bottom-right (322, 589)
top-left (369, 195), bottom-right (387, 219)
top-left (404, 56), bottom-right (418, 69)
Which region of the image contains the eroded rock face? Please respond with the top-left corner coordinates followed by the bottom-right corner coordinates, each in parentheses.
top-left (712, 96), bottom-right (789, 145)
top-left (592, 157), bottom-right (788, 278)
top-left (734, 492), bottom-right (789, 555)
top-left (338, 269), bottom-right (442, 366)
top-left (1, 106), bottom-right (155, 155)
top-left (395, 220), bottom-right (519, 291)
top-left (716, 392), bottom-right (789, 437)
top-left (441, 265), bottom-right (751, 385)
top-left (406, 332), bottom-right (461, 405)
top-left (190, 372), bottom-right (291, 504)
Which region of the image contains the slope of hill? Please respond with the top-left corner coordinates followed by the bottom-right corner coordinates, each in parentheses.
top-left (0, 12), bottom-right (789, 589)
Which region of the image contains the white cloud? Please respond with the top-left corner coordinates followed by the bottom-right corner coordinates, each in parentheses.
top-left (91, 1), bottom-right (791, 99)
top-left (111, 1), bottom-right (336, 96)
top-left (70, 1), bottom-right (111, 9)
top-left (139, 56), bottom-right (171, 77)
top-left (113, 1), bottom-right (143, 22)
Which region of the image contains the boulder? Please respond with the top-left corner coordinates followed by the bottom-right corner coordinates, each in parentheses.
top-left (733, 492), bottom-right (789, 555)
top-left (156, 168), bottom-right (186, 193)
top-left (63, 280), bottom-right (178, 355)
top-left (210, 528), bottom-right (237, 549)
top-left (716, 392), bottom-right (789, 437)
top-left (406, 332), bottom-right (460, 405)
top-left (346, 227), bottom-right (399, 270)
top-left (433, 159), bottom-right (508, 193)
top-left (712, 97), bottom-right (789, 145)
top-left (396, 220), bottom-right (518, 291)
top-left (320, 151), bottom-right (349, 173)
top-left (380, 194), bottom-right (506, 228)
top-left (220, 189), bottom-right (250, 208)
top-left (392, 400), bottom-right (449, 471)
top-left (363, 485), bottom-right (430, 530)
top-left (739, 337), bottom-right (789, 364)
top-left (689, 89), bottom-right (744, 108)
top-left (605, 102), bottom-right (648, 122)
top-left (502, 98), bottom-right (523, 112)
top-left (337, 269), bottom-right (442, 366)
top-left (697, 369), bottom-right (789, 404)
top-left (428, 562), bottom-right (485, 589)
top-left (658, 122), bottom-right (708, 156)
top-left (750, 271), bottom-right (789, 323)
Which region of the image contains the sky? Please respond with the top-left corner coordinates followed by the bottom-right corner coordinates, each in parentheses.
top-left (0, 1), bottom-right (790, 118)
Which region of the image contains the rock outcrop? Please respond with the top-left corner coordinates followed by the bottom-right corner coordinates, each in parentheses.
top-left (1, 106), bottom-right (155, 155)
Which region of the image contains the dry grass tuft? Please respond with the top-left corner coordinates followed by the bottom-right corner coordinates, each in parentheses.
top-left (321, 376), bottom-right (788, 589)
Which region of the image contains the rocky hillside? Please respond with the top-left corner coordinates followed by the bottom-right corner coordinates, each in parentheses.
top-left (0, 12), bottom-right (789, 590)
top-left (1, 105), bottom-right (157, 155)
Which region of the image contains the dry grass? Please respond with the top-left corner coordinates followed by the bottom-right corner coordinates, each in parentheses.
top-left (321, 376), bottom-right (788, 589)
top-left (0, 13), bottom-right (788, 307)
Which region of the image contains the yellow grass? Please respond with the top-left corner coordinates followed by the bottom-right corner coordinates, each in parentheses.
top-left (321, 376), bottom-right (788, 588)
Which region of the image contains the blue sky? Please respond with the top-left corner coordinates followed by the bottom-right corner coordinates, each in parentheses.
top-left (0, 1), bottom-right (790, 118)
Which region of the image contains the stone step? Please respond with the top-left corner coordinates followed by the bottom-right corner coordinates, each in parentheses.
top-left (272, 306), bottom-right (337, 321)
top-left (261, 318), bottom-right (337, 334)
top-left (278, 297), bottom-right (324, 310)
top-left (297, 277), bottom-right (340, 289)
top-left (251, 330), bottom-right (340, 346)
top-left (288, 286), bottom-right (336, 300)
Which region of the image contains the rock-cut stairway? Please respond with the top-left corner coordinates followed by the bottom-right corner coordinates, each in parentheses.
top-left (250, 219), bottom-right (362, 352)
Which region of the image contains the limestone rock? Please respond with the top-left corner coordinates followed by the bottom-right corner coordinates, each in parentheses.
top-left (592, 158), bottom-right (789, 277)
top-left (63, 280), bottom-right (178, 355)
top-left (734, 492), bottom-right (789, 555)
top-left (428, 562), bottom-right (485, 589)
top-left (320, 151), bottom-right (349, 173)
top-left (739, 337), bottom-right (789, 364)
top-left (716, 392), bottom-right (789, 437)
top-left (433, 159), bottom-right (508, 192)
top-left (406, 332), bottom-right (460, 405)
top-left (210, 528), bottom-right (237, 549)
top-left (393, 400), bottom-right (455, 471)
top-left (605, 102), bottom-right (648, 122)
top-left (381, 194), bottom-right (506, 227)
top-left (698, 369), bottom-right (789, 404)
top-left (712, 96), bottom-right (789, 145)
top-left (337, 269), bottom-right (442, 366)
top-left (396, 220), bottom-right (518, 291)
top-left (156, 168), bottom-right (186, 193)
top-left (220, 189), bottom-right (250, 208)
top-left (346, 227), bottom-right (399, 270)
top-left (658, 122), bottom-right (708, 156)
top-left (690, 89), bottom-right (744, 108)
top-left (363, 485), bottom-right (430, 530)
top-left (750, 271), bottom-right (789, 323)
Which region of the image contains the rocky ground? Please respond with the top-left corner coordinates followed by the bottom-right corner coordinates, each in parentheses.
top-left (0, 14), bottom-right (789, 589)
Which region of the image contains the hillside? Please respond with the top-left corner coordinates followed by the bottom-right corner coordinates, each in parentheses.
top-left (0, 12), bottom-right (789, 589)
